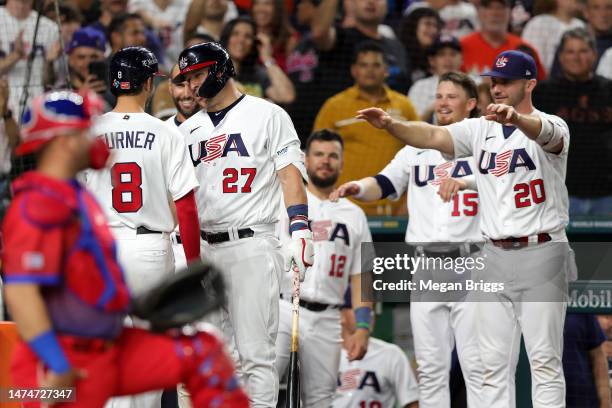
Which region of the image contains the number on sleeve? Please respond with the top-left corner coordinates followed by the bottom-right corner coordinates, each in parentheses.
top-left (111, 162), bottom-right (143, 213)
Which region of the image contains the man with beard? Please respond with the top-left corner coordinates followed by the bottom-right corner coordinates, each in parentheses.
top-left (275, 129), bottom-right (373, 408)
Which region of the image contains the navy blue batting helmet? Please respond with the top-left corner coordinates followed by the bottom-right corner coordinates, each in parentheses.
top-left (109, 46), bottom-right (163, 96)
top-left (178, 42), bottom-right (235, 98)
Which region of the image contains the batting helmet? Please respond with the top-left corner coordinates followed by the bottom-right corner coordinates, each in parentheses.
top-left (178, 42), bottom-right (235, 98)
top-left (16, 90), bottom-right (104, 156)
top-left (109, 46), bottom-right (163, 96)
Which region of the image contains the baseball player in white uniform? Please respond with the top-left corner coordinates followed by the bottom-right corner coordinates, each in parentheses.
top-left (165, 63), bottom-right (203, 272)
top-left (333, 303), bottom-right (419, 408)
top-left (177, 42), bottom-right (314, 408)
top-left (332, 72), bottom-right (485, 408)
top-left (354, 50), bottom-right (572, 408)
top-left (275, 130), bottom-right (374, 408)
top-left (0, 0), bottom-right (58, 114)
top-left (85, 47), bottom-right (200, 408)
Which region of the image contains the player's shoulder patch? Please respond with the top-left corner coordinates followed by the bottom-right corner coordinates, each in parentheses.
top-left (18, 190), bottom-right (76, 228)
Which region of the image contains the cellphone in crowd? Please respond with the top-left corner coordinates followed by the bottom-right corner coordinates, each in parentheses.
top-left (88, 60), bottom-right (108, 82)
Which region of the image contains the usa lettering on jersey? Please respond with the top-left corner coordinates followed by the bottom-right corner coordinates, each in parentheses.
top-left (188, 133), bottom-right (250, 167)
top-left (337, 369), bottom-right (382, 393)
top-left (310, 220), bottom-right (350, 245)
top-left (477, 148), bottom-right (536, 176)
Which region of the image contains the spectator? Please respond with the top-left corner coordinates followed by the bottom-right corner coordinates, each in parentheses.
top-left (563, 313), bottom-right (611, 408)
top-left (534, 28), bottom-right (612, 215)
top-left (0, 0), bottom-right (59, 114)
top-left (251, 0), bottom-right (300, 71)
top-left (63, 27), bottom-right (114, 107)
top-left (220, 16), bottom-right (296, 103)
top-left (342, 0), bottom-right (397, 39)
top-left (313, 41), bottom-right (418, 215)
top-left (108, 13), bottom-right (147, 53)
top-left (398, 6), bottom-right (444, 83)
top-left (183, 0), bottom-right (238, 42)
top-left (439, 0), bottom-right (480, 38)
top-left (129, 0), bottom-right (192, 69)
top-left (0, 78), bottom-right (19, 183)
top-left (584, 0), bottom-right (612, 59)
top-left (459, 0), bottom-right (546, 80)
top-left (184, 32), bottom-right (217, 48)
top-left (408, 35), bottom-right (463, 121)
top-left (596, 47), bottom-right (612, 79)
top-left (521, 0), bottom-right (585, 74)
top-left (596, 314), bottom-right (612, 395)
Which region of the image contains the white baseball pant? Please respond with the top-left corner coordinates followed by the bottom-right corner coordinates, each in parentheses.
top-left (275, 299), bottom-right (342, 408)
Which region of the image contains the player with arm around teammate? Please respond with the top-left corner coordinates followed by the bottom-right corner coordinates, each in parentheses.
top-left (333, 296), bottom-right (419, 408)
top-left (177, 42), bottom-right (314, 408)
top-left (332, 71), bottom-right (485, 408)
top-left (2, 89), bottom-right (248, 408)
top-left (275, 130), bottom-right (374, 408)
top-left (354, 50), bottom-right (573, 408)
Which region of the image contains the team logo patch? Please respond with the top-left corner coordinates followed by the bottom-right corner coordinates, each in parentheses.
top-left (179, 57), bottom-right (188, 71)
top-left (23, 251), bottom-right (44, 270)
top-left (495, 56), bottom-right (508, 68)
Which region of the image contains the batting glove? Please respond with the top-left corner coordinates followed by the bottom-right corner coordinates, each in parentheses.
top-left (283, 229), bottom-right (314, 281)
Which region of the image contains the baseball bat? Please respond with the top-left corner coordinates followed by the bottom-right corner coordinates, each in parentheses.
top-left (285, 263), bottom-right (301, 408)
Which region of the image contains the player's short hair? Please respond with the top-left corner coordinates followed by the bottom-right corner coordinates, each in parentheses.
top-left (438, 72), bottom-right (480, 118)
top-left (352, 41), bottom-right (387, 65)
top-left (305, 129), bottom-right (344, 154)
top-left (559, 27), bottom-right (596, 52)
top-left (184, 32), bottom-right (217, 48)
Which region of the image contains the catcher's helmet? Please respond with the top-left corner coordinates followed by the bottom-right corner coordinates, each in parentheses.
top-left (109, 46), bottom-right (163, 96)
top-left (178, 42), bottom-right (235, 98)
top-left (16, 90), bottom-right (104, 156)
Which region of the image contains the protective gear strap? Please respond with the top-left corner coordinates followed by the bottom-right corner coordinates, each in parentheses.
top-left (354, 306), bottom-right (372, 332)
top-left (374, 174), bottom-right (397, 199)
top-left (175, 190), bottom-right (200, 262)
top-left (28, 330), bottom-right (71, 374)
top-left (287, 204), bottom-right (309, 235)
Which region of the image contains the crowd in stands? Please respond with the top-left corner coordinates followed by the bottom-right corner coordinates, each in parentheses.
top-left (0, 0), bottom-right (611, 216)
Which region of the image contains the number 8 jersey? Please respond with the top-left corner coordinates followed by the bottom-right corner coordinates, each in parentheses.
top-left (85, 112), bottom-right (199, 232)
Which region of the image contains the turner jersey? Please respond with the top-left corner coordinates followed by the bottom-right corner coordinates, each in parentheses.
top-left (379, 146), bottom-right (482, 243)
top-left (278, 191), bottom-right (372, 304)
top-left (0, 7), bottom-right (58, 113)
top-left (180, 95), bottom-right (305, 230)
top-left (444, 111), bottom-right (570, 240)
top-left (333, 338), bottom-right (419, 408)
top-left (85, 112), bottom-right (198, 232)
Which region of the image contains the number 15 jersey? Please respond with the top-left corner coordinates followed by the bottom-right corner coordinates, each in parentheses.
top-left (85, 112), bottom-right (199, 232)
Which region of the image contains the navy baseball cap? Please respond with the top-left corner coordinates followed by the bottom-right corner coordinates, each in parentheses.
top-left (481, 50), bottom-right (537, 80)
top-left (66, 27), bottom-right (106, 54)
top-left (428, 35), bottom-right (461, 56)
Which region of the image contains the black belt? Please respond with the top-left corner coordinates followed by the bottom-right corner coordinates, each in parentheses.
top-left (280, 295), bottom-right (341, 312)
top-left (420, 244), bottom-right (481, 259)
top-left (174, 233), bottom-right (182, 244)
top-left (491, 233), bottom-right (552, 250)
top-left (137, 226), bottom-right (161, 235)
top-left (201, 228), bottom-right (254, 244)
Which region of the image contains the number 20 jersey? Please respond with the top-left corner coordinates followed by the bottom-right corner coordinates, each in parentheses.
top-left (86, 112), bottom-right (199, 232)
top-left (180, 95), bottom-right (305, 230)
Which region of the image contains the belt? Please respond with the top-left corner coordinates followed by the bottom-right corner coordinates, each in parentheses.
top-left (174, 233), bottom-right (182, 244)
top-left (60, 336), bottom-right (114, 353)
top-left (280, 295), bottom-right (341, 312)
top-left (136, 226), bottom-right (161, 235)
top-left (201, 228), bottom-right (254, 244)
top-left (491, 233), bottom-right (552, 250)
top-left (421, 243), bottom-right (481, 259)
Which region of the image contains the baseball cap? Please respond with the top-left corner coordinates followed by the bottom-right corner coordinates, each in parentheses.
top-left (428, 35), bottom-right (461, 56)
top-left (66, 27), bottom-right (106, 54)
top-left (481, 50), bottom-right (537, 80)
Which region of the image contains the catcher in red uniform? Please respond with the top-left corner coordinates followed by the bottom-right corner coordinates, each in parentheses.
top-left (1, 90), bottom-right (249, 408)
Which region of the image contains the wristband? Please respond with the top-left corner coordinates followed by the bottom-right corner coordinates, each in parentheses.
top-left (28, 330), bottom-right (71, 374)
top-left (354, 306), bottom-right (372, 332)
top-left (287, 204), bottom-right (309, 234)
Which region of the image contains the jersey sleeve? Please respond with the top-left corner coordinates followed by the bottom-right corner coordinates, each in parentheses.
top-left (378, 147), bottom-right (412, 200)
top-left (165, 124), bottom-right (200, 201)
top-left (349, 207), bottom-right (373, 276)
top-left (443, 118), bottom-right (479, 160)
top-left (390, 346), bottom-right (420, 407)
top-left (267, 108), bottom-right (306, 176)
top-left (1, 199), bottom-right (66, 286)
top-left (538, 112), bottom-right (570, 157)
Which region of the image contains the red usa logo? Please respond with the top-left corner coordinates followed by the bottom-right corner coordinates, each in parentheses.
top-left (338, 368), bottom-right (363, 391)
top-left (495, 56), bottom-right (509, 68)
top-left (428, 161), bottom-right (454, 186)
top-left (202, 133), bottom-right (229, 164)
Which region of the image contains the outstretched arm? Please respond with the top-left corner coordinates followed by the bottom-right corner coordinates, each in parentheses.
top-left (330, 177), bottom-right (382, 202)
top-left (357, 108), bottom-right (455, 156)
